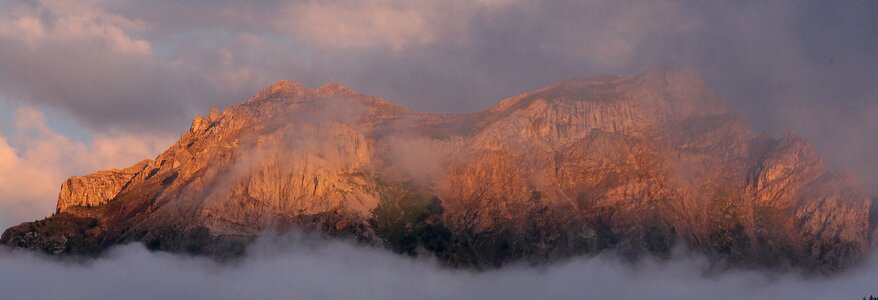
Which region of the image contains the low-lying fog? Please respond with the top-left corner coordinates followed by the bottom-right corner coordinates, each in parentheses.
top-left (1, 233), bottom-right (876, 300)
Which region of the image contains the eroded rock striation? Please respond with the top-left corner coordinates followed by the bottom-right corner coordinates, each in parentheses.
top-left (3, 69), bottom-right (875, 272)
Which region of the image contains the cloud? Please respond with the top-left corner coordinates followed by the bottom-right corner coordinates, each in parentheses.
top-left (1, 1), bottom-right (875, 190)
top-left (0, 106), bottom-right (170, 229)
top-left (273, 0), bottom-right (530, 51)
top-left (1, 233), bottom-right (877, 299)
top-left (0, 0), bottom-right (265, 133)
top-left (380, 134), bottom-right (450, 185)
top-left (537, 1), bottom-right (699, 68)
top-left (279, 0), bottom-right (437, 51)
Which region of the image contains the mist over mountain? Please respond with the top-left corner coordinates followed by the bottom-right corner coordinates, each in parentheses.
top-left (3, 69), bottom-right (875, 274)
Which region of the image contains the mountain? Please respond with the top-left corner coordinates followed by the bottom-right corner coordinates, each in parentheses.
top-left (3, 69), bottom-right (875, 272)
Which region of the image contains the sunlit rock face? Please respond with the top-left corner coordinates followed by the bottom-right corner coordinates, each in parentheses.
top-left (2, 69), bottom-right (874, 272)
top-left (56, 159), bottom-right (152, 212)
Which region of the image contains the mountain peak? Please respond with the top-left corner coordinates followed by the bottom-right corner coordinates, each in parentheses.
top-left (487, 68), bottom-right (725, 132)
top-left (314, 82), bottom-right (357, 97)
top-left (634, 67), bottom-right (701, 81)
top-left (249, 80), bottom-right (308, 102)
top-left (269, 79), bottom-right (305, 91)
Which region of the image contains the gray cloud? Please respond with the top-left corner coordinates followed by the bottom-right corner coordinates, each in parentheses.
top-left (1, 0), bottom-right (874, 189)
top-left (0, 0), bottom-right (266, 133)
top-left (1, 233), bottom-right (878, 299)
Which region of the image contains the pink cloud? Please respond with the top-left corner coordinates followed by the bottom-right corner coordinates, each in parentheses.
top-left (0, 106), bottom-right (172, 228)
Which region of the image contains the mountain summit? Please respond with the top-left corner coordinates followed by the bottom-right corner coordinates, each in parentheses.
top-left (3, 69), bottom-right (875, 272)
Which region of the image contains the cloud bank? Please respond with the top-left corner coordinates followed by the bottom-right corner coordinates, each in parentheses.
top-left (0, 0), bottom-right (875, 189)
top-left (0, 106), bottom-right (170, 229)
top-left (1, 233), bottom-right (877, 300)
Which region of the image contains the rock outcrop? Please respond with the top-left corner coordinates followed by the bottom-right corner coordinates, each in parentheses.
top-left (2, 68), bottom-right (875, 272)
top-left (57, 159), bottom-right (152, 212)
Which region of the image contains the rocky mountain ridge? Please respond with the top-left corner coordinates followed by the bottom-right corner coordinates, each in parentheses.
top-left (3, 69), bottom-right (875, 272)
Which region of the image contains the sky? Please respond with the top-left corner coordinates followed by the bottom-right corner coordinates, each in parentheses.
top-left (0, 1), bottom-right (876, 297)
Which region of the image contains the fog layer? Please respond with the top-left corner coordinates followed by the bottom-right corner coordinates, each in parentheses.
top-left (1, 233), bottom-right (877, 299)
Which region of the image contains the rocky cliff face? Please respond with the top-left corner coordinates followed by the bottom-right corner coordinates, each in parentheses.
top-left (2, 69), bottom-right (874, 272)
top-left (57, 159), bottom-right (152, 212)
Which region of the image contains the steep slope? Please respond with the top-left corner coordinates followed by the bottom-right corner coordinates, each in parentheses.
top-left (2, 69), bottom-right (874, 272)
